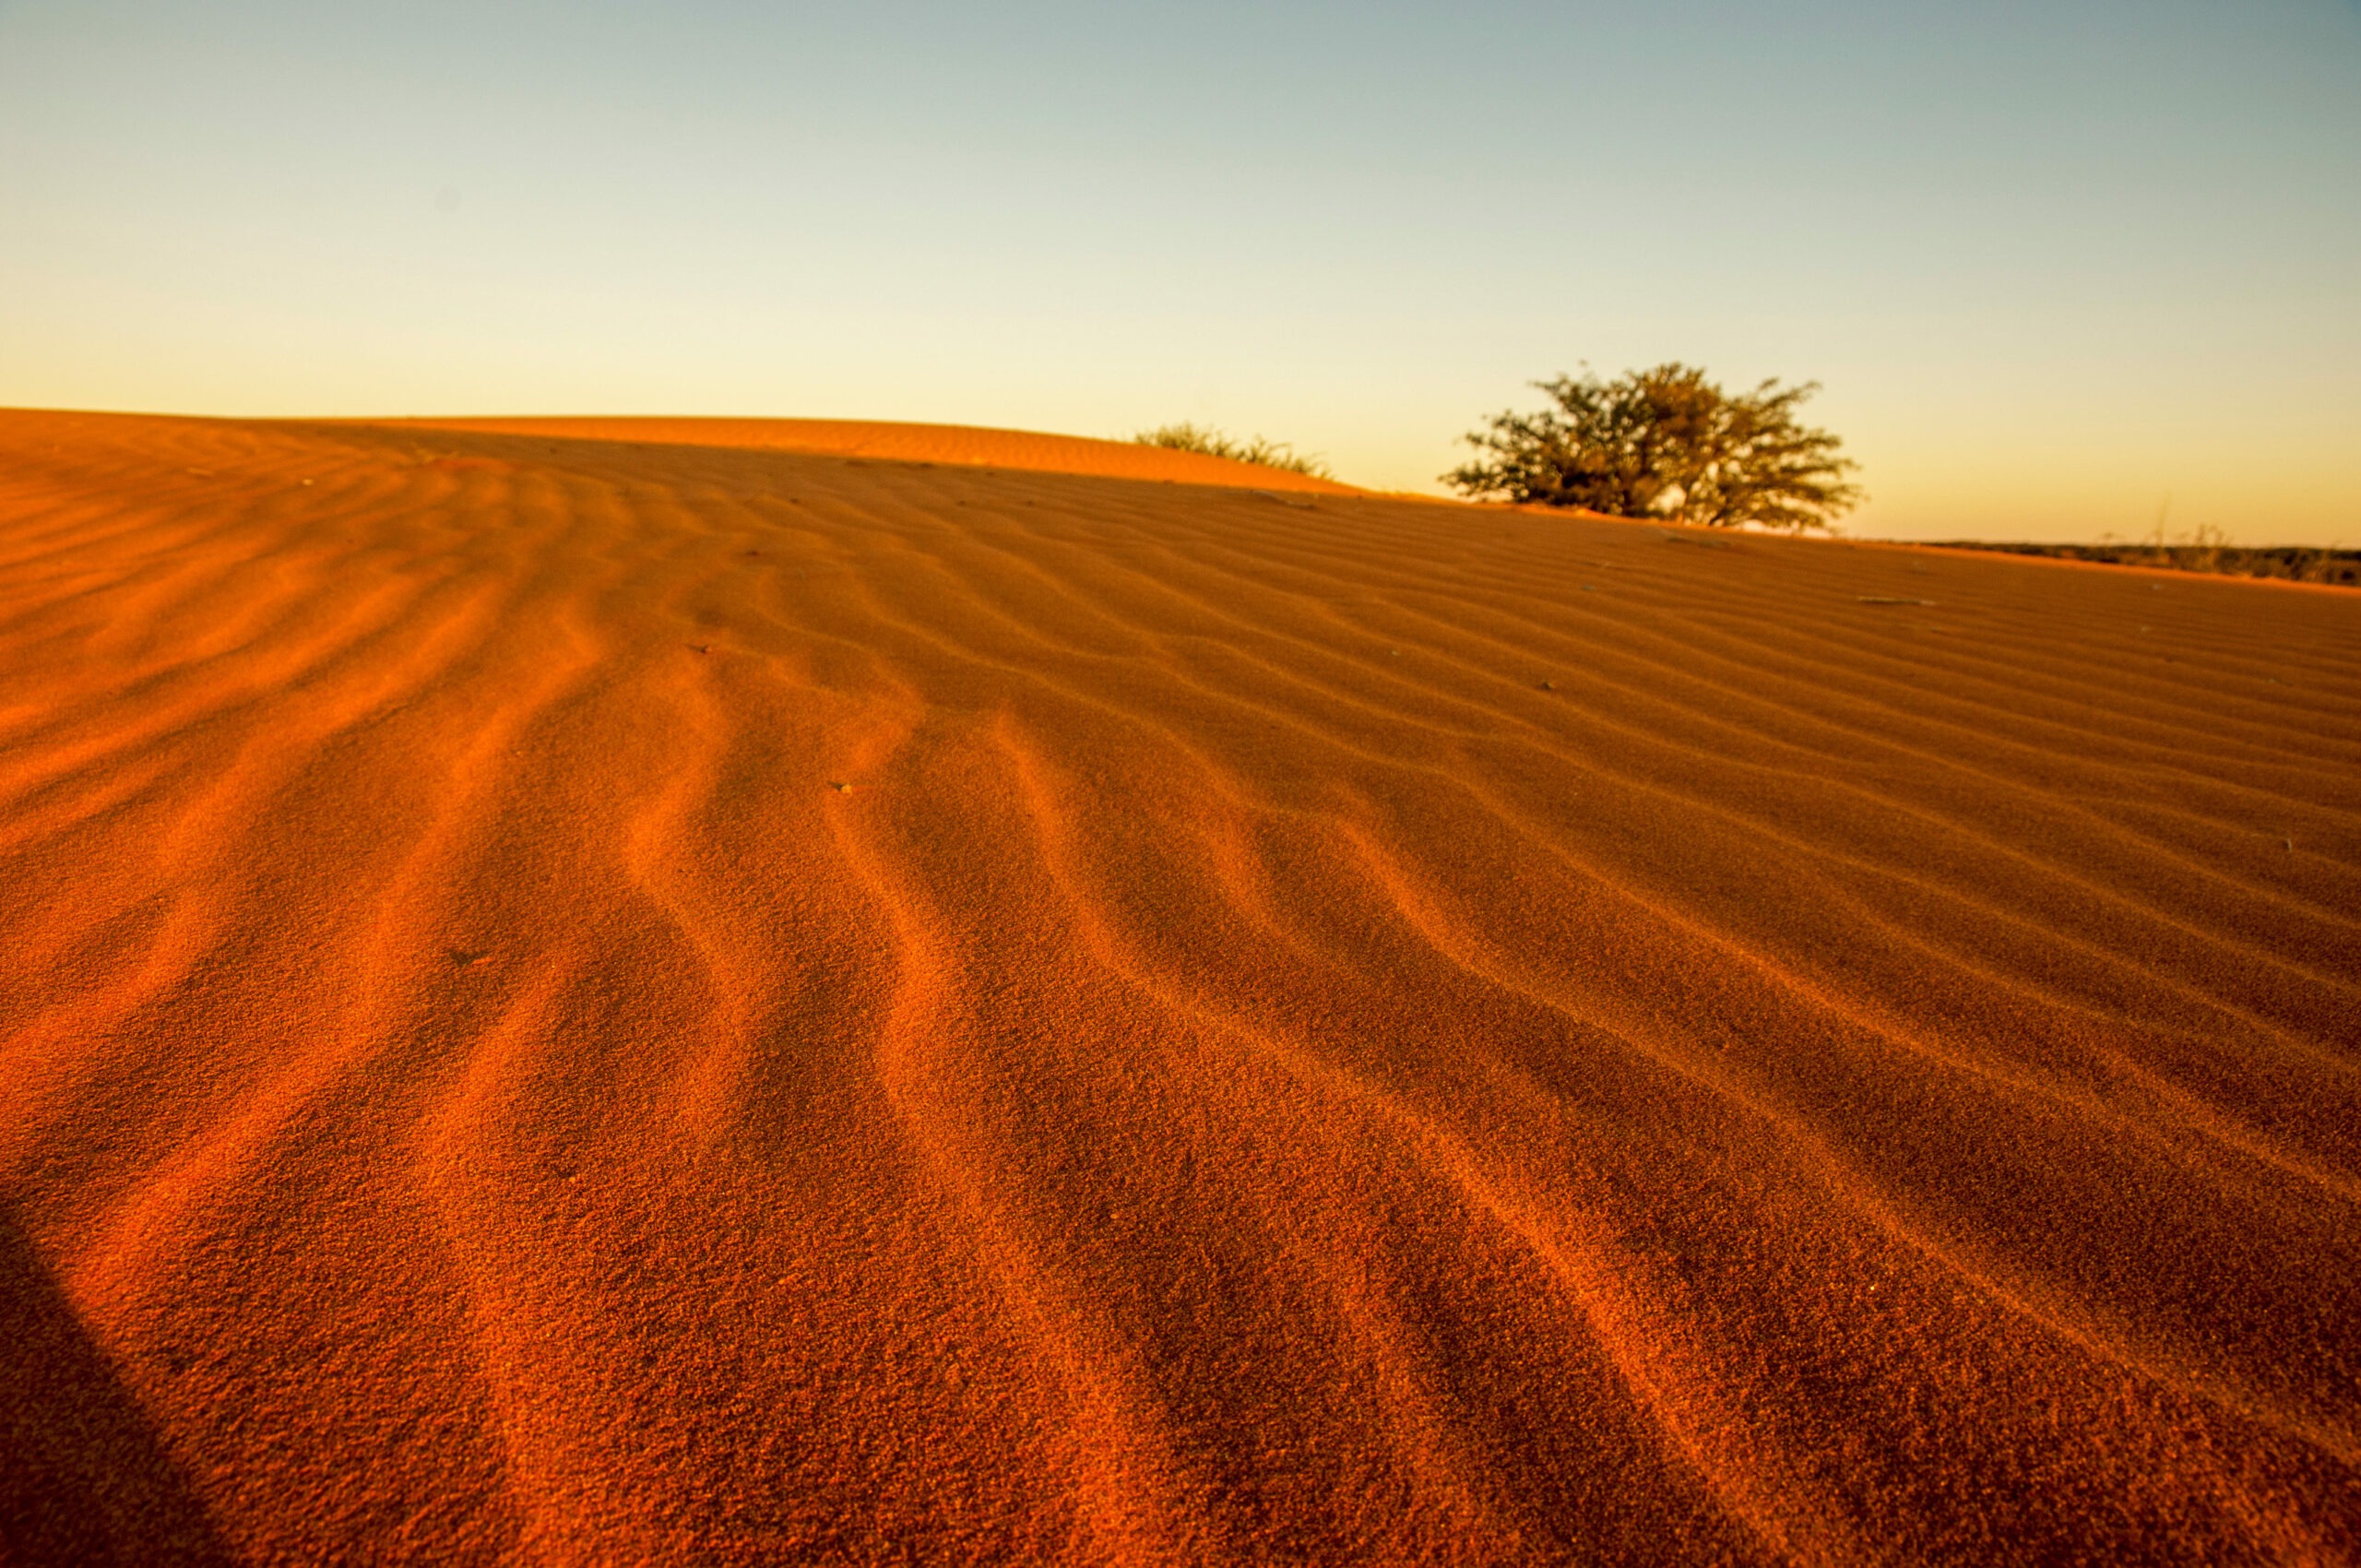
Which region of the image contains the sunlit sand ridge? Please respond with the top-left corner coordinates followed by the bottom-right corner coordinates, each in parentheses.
top-left (2, 410), bottom-right (2356, 1563)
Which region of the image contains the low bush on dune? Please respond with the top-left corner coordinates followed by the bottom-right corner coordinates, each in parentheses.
top-left (1135, 422), bottom-right (1335, 481)
top-left (1447, 362), bottom-right (1862, 531)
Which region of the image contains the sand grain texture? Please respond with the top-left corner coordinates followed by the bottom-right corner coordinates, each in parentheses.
top-left (2, 411), bottom-right (2357, 1564)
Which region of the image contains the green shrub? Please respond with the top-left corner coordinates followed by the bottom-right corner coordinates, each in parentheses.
top-left (1135, 422), bottom-right (1334, 481)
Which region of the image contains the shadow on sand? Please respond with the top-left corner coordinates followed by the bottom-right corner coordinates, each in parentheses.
top-left (0, 1208), bottom-right (232, 1565)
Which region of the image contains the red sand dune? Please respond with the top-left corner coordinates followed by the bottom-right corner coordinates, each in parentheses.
top-left (1, 410), bottom-right (2356, 1564)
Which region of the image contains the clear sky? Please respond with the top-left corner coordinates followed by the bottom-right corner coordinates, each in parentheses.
top-left (4, 1), bottom-right (2356, 543)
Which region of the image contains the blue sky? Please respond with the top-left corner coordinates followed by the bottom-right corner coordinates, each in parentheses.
top-left (3, 1), bottom-right (2356, 541)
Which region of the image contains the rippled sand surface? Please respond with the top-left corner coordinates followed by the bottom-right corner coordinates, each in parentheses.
top-left (3, 410), bottom-right (2356, 1563)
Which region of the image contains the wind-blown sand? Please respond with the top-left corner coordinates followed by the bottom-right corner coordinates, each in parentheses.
top-left (2, 410), bottom-right (2356, 1564)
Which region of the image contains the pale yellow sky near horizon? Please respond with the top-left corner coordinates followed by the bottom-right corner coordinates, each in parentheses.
top-left (3, 1), bottom-right (2355, 546)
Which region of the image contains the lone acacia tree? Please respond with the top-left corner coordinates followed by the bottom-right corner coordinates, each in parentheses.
top-left (1444, 363), bottom-right (1862, 529)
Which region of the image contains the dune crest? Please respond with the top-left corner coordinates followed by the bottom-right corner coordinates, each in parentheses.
top-left (360, 415), bottom-right (1359, 494)
top-left (1, 410), bottom-right (2356, 1563)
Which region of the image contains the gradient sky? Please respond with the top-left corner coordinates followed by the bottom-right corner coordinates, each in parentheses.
top-left (4, 1), bottom-right (2356, 542)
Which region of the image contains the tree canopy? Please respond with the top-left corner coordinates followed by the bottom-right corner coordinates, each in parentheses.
top-left (1444, 363), bottom-right (1862, 530)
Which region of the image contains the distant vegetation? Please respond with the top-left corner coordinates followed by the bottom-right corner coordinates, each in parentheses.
top-left (1930, 531), bottom-right (2359, 587)
top-left (1135, 422), bottom-right (1334, 481)
top-left (1446, 363), bottom-right (1861, 530)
